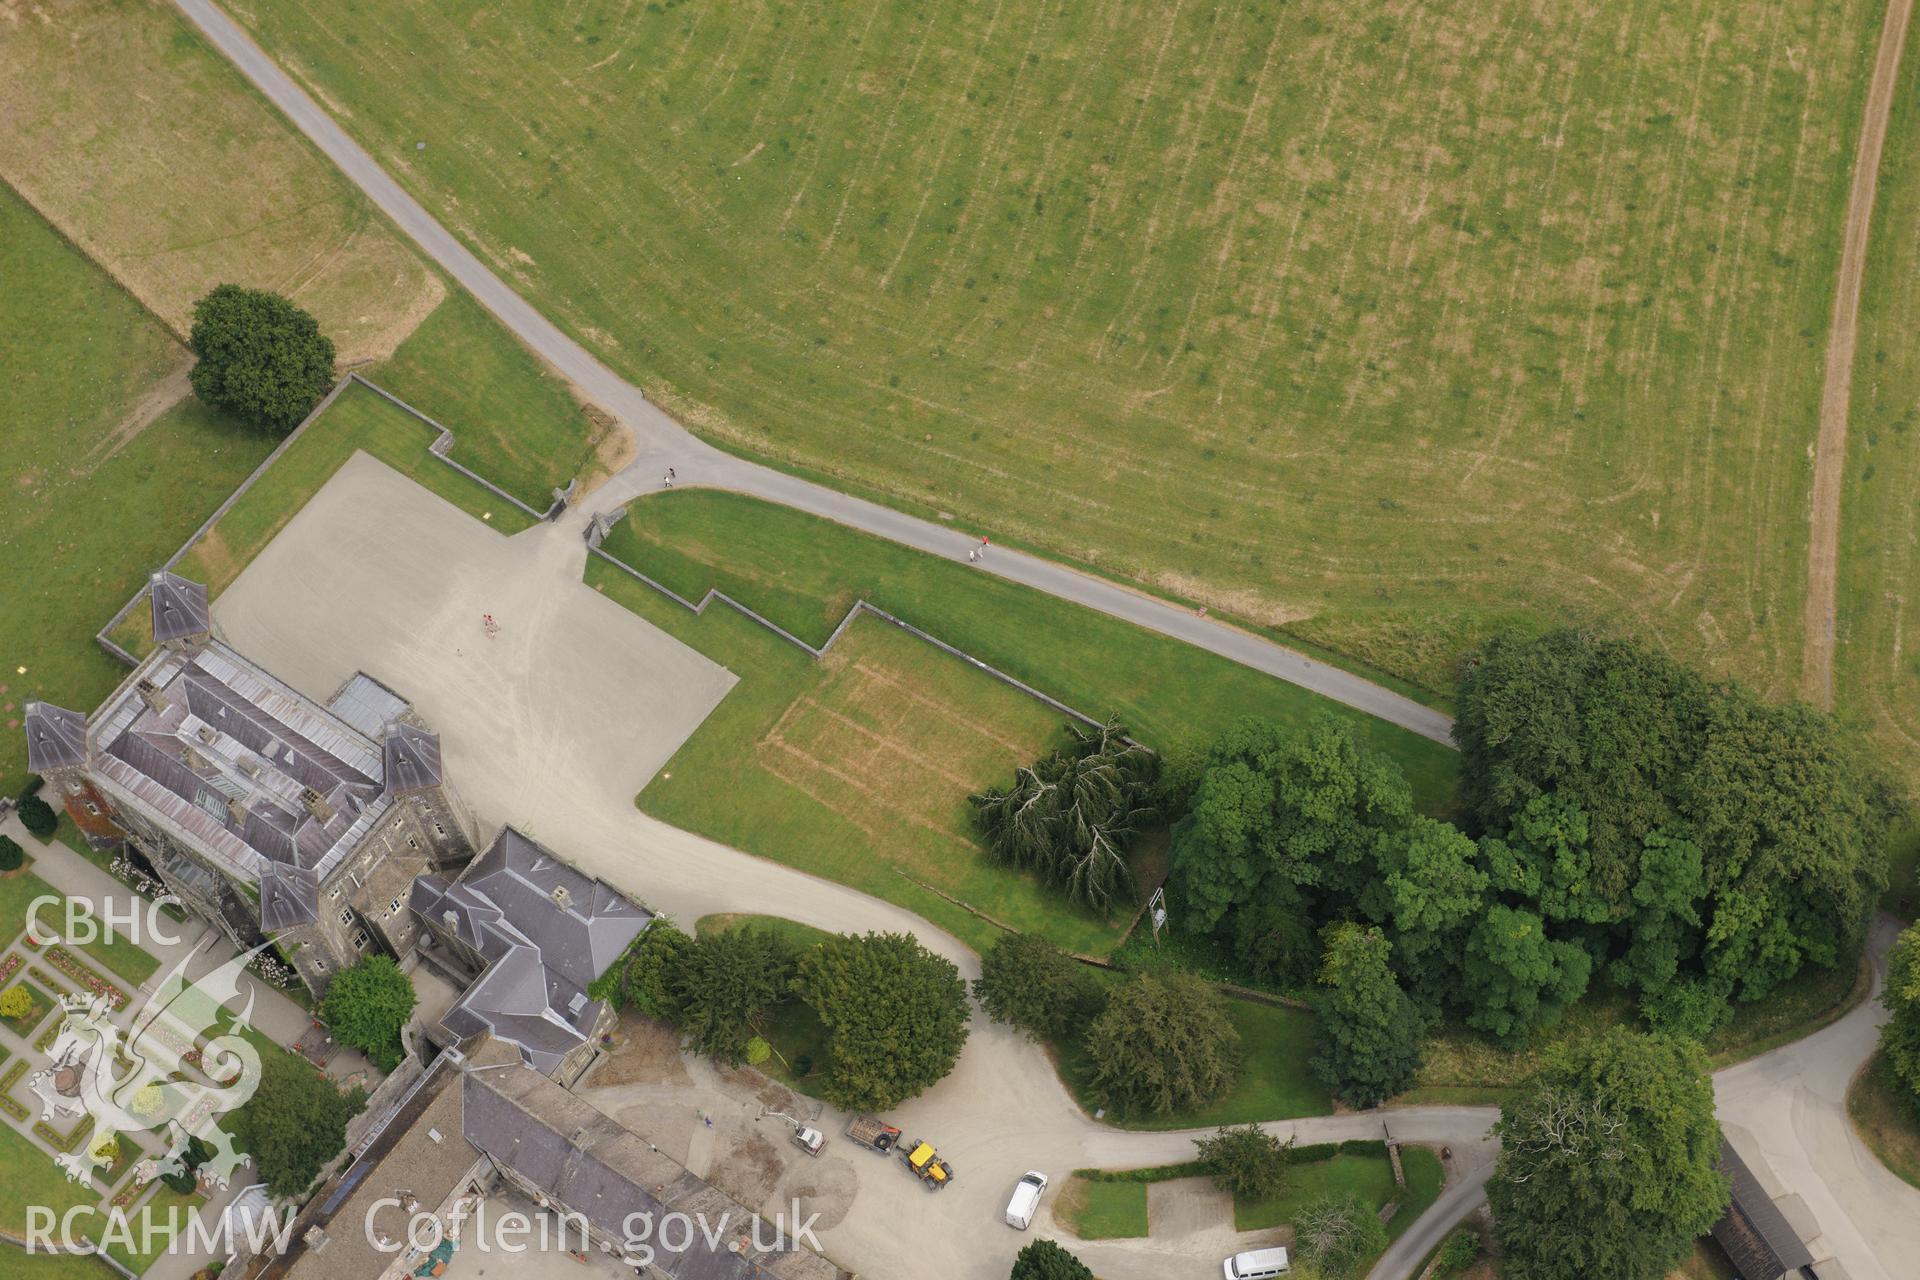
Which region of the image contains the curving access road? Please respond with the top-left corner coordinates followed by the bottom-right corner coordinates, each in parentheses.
top-left (170, 0), bottom-right (1451, 748)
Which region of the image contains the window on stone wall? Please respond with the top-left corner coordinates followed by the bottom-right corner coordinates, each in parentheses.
top-left (339, 907), bottom-right (353, 928)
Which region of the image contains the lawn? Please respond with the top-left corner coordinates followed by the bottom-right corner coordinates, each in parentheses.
top-left (1840, 24), bottom-right (1920, 799)
top-left (0, 0), bottom-right (439, 363)
top-left (1053, 1176), bottom-right (1149, 1240)
top-left (367, 285), bottom-right (617, 508)
top-left (12, 1257), bottom-right (125, 1280)
top-left (1054, 992), bottom-right (1331, 1129)
top-left (0, 1117), bottom-right (105, 1238)
top-left (590, 489), bottom-right (1454, 959)
top-left (0, 869), bottom-right (62, 948)
top-left (1848, 1051), bottom-right (1920, 1191)
top-left (233, 0), bottom-right (1879, 705)
top-left (0, 186), bottom-right (274, 791)
top-left (1232, 1153), bottom-right (1396, 1233)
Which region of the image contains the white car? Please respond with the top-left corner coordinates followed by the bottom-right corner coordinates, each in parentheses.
top-left (1004, 1171), bottom-right (1049, 1230)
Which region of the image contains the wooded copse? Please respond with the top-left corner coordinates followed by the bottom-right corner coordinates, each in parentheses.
top-left (1161, 629), bottom-right (1900, 1065)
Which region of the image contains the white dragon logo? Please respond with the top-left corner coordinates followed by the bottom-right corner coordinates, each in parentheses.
top-left (33, 942), bottom-right (267, 1191)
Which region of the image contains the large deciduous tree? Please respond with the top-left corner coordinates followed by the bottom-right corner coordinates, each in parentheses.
top-left (972, 721), bottom-right (1158, 917)
top-left (1489, 1029), bottom-right (1727, 1280)
top-left (1083, 971), bottom-right (1240, 1117)
top-left (319, 955), bottom-right (416, 1072)
top-left (1294, 1193), bottom-right (1390, 1279)
top-left (1170, 714), bottom-right (1414, 988)
top-left (188, 284), bottom-right (336, 435)
top-left (793, 932), bottom-right (969, 1112)
top-left (1309, 923), bottom-right (1427, 1106)
top-left (973, 932), bottom-right (1104, 1041)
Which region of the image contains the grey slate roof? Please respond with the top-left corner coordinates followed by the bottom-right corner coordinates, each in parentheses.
top-left (259, 863), bottom-right (321, 932)
top-left (381, 721), bottom-right (443, 796)
top-left (411, 827), bottom-right (650, 1073)
top-left (1713, 1139), bottom-right (1814, 1280)
top-left (324, 672), bottom-right (411, 741)
top-left (464, 1065), bottom-right (841, 1280)
top-left (149, 570), bottom-right (211, 644)
top-left (88, 641), bottom-right (392, 887)
top-left (24, 701), bottom-right (89, 772)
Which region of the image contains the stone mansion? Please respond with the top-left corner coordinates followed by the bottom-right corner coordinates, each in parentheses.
top-left (22, 570), bottom-right (647, 1078)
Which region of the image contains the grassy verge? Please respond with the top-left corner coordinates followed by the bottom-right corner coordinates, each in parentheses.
top-left (602, 491), bottom-right (1457, 807)
top-left (11, 1257), bottom-right (125, 1280)
top-left (73, 927), bottom-right (161, 989)
top-left (103, 1186), bottom-right (205, 1276)
top-left (1063, 1142), bottom-right (1441, 1264)
top-left (0, 869), bottom-right (61, 950)
top-left (591, 488), bottom-right (1452, 959)
top-left (1052, 990), bottom-right (1330, 1128)
top-left (1847, 1051), bottom-right (1920, 1191)
top-left (367, 284), bottom-right (613, 508)
top-left (1053, 1176), bottom-right (1149, 1239)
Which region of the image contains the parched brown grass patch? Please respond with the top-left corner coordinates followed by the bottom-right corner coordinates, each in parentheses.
top-left (0, 0), bottom-right (439, 362)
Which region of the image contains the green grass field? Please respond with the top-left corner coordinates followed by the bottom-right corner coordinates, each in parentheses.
top-left (1055, 1176), bottom-right (1149, 1239)
top-left (598, 490), bottom-right (1456, 803)
top-left (593, 490), bottom-right (1451, 957)
top-left (0, 185), bottom-right (275, 790)
top-left (233, 0), bottom-right (1880, 703)
top-left (0, 869), bottom-right (61, 950)
top-left (1841, 31), bottom-right (1920, 799)
top-left (0, 1119), bottom-right (106, 1238)
top-left (1235, 1144), bottom-right (1443, 1235)
top-left (1054, 993), bottom-right (1331, 1129)
top-left (366, 285), bottom-right (615, 508)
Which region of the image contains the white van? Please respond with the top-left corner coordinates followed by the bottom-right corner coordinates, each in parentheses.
top-left (1223, 1246), bottom-right (1290, 1279)
top-left (1004, 1171), bottom-right (1049, 1230)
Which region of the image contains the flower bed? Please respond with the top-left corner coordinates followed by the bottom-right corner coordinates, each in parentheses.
top-left (0, 953), bottom-right (23, 987)
top-left (0, 1059), bottom-right (29, 1120)
top-left (35, 1113), bottom-right (93, 1154)
top-left (45, 947), bottom-right (129, 1010)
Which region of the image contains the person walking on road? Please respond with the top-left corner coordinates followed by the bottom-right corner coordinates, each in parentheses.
top-left (663, 470), bottom-right (674, 488)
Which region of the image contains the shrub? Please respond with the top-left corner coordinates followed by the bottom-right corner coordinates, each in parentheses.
top-left (16, 795), bottom-right (57, 839)
top-left (0, 835), bottom-right (23, 872)
top-left (1008, 1239), bottom-right (1093, 1280)
top-left (0, 986), bottom-right (35, 1020)
top-left (1294, 1193), bottom-right (1389, 1279)
top-left (744, 1036), bottom-right (772, 1067)
top-left (1436, 1229), bottom-right (1481, 1275)
top-left (1083, 971), bottom-right (1240, 1117)
top-left (1195, 1123), bottom-right (1292, 1199)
